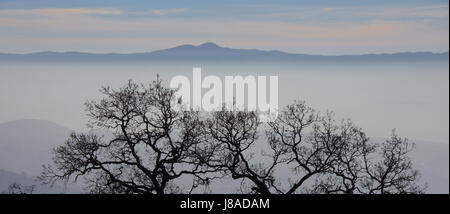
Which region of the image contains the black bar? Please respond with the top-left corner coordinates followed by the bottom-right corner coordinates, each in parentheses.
top-left (0, 194), bottom-right (448, 213)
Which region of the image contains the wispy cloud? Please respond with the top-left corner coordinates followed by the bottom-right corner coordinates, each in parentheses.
top-left (149, 8), bottom-right (188, 16)
top-left (322, 8), bottom-right (336, 12)
top-left (245, 4), bottom-right (449, 23)
top-left (0, 7), bottom-right (189, 17)
top-left (355, 4), bottom-right (449, 20)
top-left (0, 8), bottom-right (123, 16)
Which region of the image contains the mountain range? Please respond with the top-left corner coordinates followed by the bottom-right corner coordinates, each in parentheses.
top-left (0, 43), bottom-right (448, 62)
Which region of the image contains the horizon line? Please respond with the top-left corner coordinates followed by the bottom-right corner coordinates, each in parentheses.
top-left (1, 42), bottom-right (449, 56)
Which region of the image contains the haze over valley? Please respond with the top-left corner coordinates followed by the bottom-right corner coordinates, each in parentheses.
top-left (0, 43), bottom-right (448, 193)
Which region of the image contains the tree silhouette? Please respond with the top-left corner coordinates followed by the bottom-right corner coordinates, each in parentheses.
top-left (39, 79), bottom-right (217, 194)
top-left (40, 80), bottom-right (425, 194)
top-left (4, 182), bottom-right (36, 194)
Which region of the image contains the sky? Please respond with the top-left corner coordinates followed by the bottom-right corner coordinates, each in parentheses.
top-left (0, 0), bottom-right (448, 54)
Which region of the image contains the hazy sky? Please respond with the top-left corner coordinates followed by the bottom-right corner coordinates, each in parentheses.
top-left (0, 0), bottom-right (448, 54)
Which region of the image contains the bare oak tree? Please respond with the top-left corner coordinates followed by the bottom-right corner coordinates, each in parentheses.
top-left (201, 101), bottom-right (424, 194)
top-left (39, 79), bottom-right (216, 194)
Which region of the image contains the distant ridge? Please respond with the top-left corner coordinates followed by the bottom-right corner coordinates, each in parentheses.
top-left (0, 43), bottom-right (448, 62)
top-left (0, 119), bottom-right (72, 176)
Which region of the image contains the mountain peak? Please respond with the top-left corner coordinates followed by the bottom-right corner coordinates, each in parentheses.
top-left (197, 42), bottom-right (221, 48)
